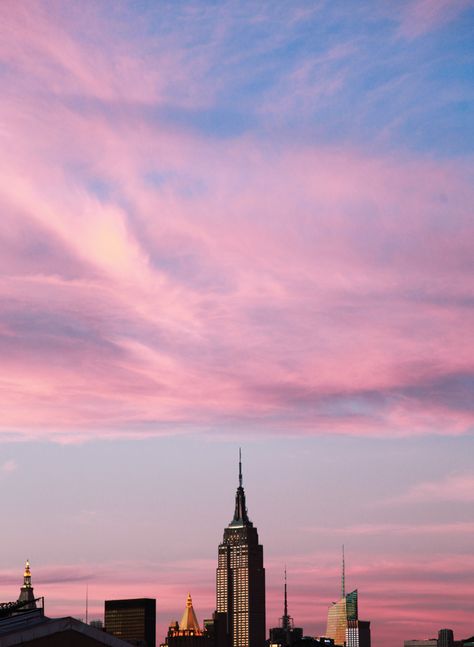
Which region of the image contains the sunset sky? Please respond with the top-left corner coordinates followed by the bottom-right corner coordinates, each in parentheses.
top-left (0, 1), bottom-right (473, 645)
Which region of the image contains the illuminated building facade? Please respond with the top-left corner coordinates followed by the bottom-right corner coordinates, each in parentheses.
top-left (346, 620), bottom-right (371, 647)
top-left (326, 589), bottom-right (360, 646)
top-left (161, 594), bottom-right (213, 647)
top-left (326, 596), bottom-right (347, 646)
top-left (325, 549), bottom-right (370, 647)
top-left (105, 598), bottom-right (156, 647)
top-left (216, 452), bottom-right (265, 647)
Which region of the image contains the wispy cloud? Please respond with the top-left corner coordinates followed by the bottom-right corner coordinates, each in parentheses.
top-left (395, 0), bottom-right (474, 40)
top-left (0, 1), bottom-right (472, 444)
top-left (395, 473), bottom-right (474, 503)
top-left (0, 6), bottom-right (472, 647)
top-left (302, 521), bottom-right (474, 536)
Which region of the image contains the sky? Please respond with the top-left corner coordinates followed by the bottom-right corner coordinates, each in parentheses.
top-left (0, 0), bottom-right (473, 645)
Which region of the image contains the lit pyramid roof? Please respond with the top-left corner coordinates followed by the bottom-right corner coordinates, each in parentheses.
top-left (179, 593), bottom-right (201, 633)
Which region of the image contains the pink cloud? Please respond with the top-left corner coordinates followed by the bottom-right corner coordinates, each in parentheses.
top-left (395, 0), bottom-right (473, 39)
top-left (0, 2), bottom-right (473, 441)
top-left (302, 521), bottom-right (474, 536)
top-left (395, 473), bottom-right (474, 503)
top-left (0, 110), bottom-right (473, 439)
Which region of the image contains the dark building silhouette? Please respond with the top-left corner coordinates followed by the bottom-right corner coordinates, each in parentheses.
top-left (0, 597), bottom-right (130, 647)
top-left (292, 640), bottom-right (334, 647)
top-left (18, 560), bottom-right (37, 610)
top-left (91, 619), bottom-right (105, 630)
top-left (204, 612), bottom-right (230, 647)
top-left (438, 630), bottom-right (454, 647)
top-left (268, 570), bottom-right (303, 647)
top-left (105, 598), bottom-right (156, 647)
top-left (404, 629), bottom-right (474, 647)
top-left (216, 451), bottom-right (265, 647)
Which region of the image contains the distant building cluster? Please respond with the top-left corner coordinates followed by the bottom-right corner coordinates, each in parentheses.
top-left (0, 455), bottom-right (472, 647)
top-left (405, 629), bottom-right (474, 647)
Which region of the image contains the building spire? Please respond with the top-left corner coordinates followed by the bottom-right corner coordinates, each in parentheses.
top-left (179, 593), bottom-right (201, 633)
top-left (24, 560), bottom-right (32, 588)
top-left (230, 448), bottom-right (251, 526)
top-left (283, 567), bottom-right (289, 629)
top-left (279, 566), bottom-right (294, 636)
top-left (239, 447), bottom-right (242, 488)
top-left (18, 559), bottom-right (36, 610)
top-left (341, 545), bottom-right (345, 599)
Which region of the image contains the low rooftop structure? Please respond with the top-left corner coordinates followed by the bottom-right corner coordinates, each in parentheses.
top-left (0, 596), bottom-right (130, 647)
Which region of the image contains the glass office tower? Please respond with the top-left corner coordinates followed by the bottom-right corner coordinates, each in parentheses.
top-left (105, 598), bottom-right (156, 647)
top-left (326, 589), bottom-right (359, 646)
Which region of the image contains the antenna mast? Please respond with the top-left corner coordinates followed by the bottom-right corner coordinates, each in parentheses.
top-left (239, 448), bottom-right (242, 488)
top-left (341, 545), bottom-right (345, 599)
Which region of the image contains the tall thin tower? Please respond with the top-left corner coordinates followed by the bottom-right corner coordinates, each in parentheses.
top-left (342, 545), bottom-right (345, 599)
top-left (216, 450), bottom-right (266, 647)
top-left (268, 568), bottom-right (303, 647)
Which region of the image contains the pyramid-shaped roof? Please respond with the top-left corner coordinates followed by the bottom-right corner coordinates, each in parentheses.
top-left (179, 593), bottom-right (201, 633)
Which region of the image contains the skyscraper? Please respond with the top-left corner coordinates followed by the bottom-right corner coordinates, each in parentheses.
top-left (105, 598), bottom-right (156, 647)
top-left (325, 549), bottom-right (370, 647)
top-left (216, 451), bottom-right (265, 647)
top-left (346, 620), bottom-right (371, 647)
top-left (438, 630), bottom-right (454, 647)
top-left (17, 560), bottom-right (37, 610)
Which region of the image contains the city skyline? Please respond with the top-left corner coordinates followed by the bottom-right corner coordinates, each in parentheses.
top-left (1, 444), bottom-right (472, 645)
top-left (0, 2), bottom-right (473, 646)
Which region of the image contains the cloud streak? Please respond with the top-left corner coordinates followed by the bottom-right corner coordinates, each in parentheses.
top-left (0, 2), bottom-right (473, 441)
top-left (0, 7), bottom-right (472, 647)
top-left (394, 473), bottom-right (474, 503)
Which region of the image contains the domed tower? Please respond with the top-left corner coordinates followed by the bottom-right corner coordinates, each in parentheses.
top-left (18, 560), bottom-right (37, 610)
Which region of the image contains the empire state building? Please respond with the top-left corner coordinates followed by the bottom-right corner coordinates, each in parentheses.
top-left (216, 452), bottom-right (266, 647)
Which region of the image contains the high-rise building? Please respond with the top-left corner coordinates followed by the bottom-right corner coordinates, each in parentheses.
top-left (105, 598), bottom-right (156, 647)
top-left (346, 620), bottom-right (371, 647)
top-left (216, 451), bottom-right (265, 647)
top-left (438, 630), bottom-right (454, 647)
top-left (17, 560), bottom-right (37, 610)
top-left (269, 569), bottom-right (303, 647)
top-left (326, 595), bottom-right (349, 646)
top-left (325, 549), bottom-right (370, 647)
